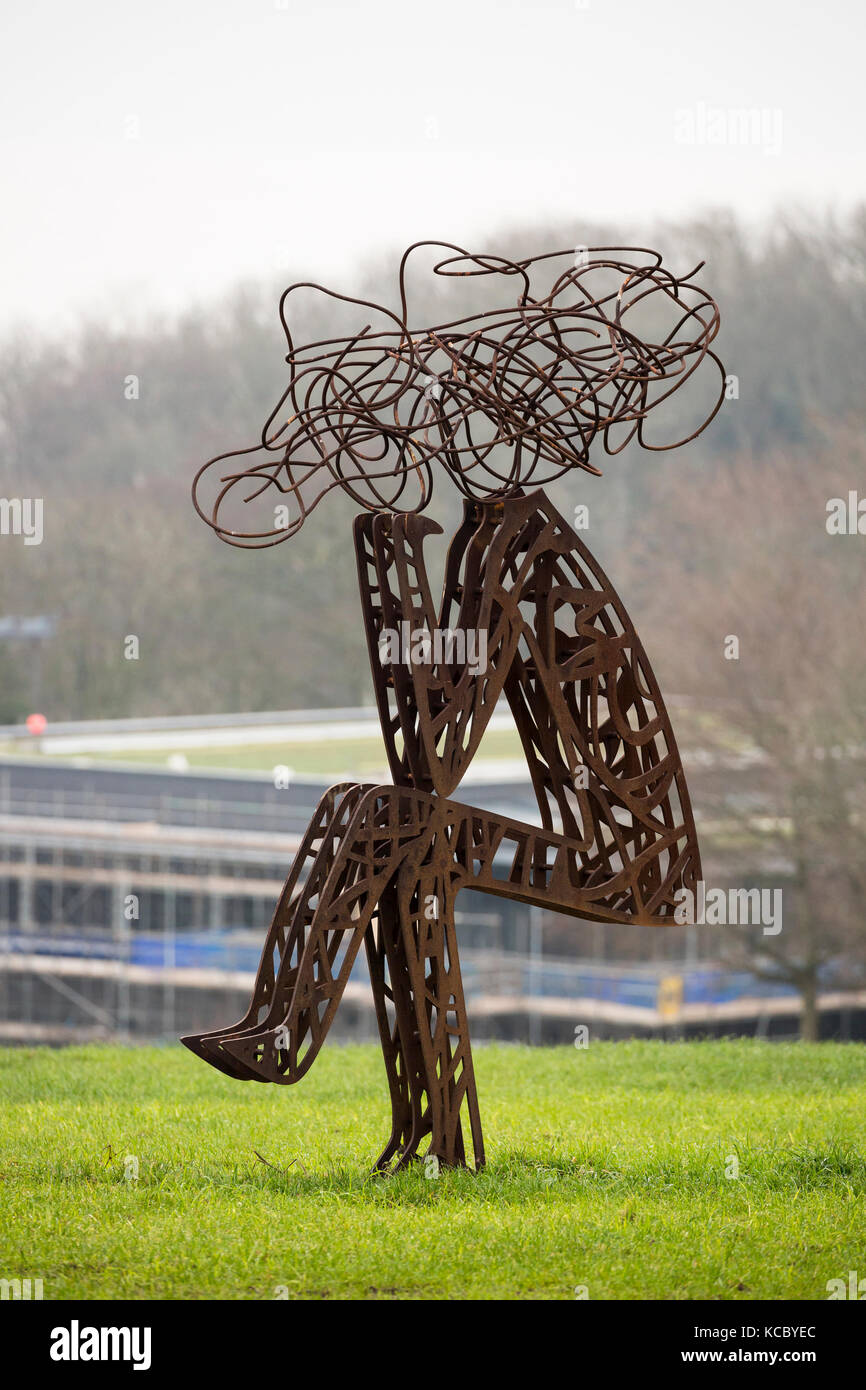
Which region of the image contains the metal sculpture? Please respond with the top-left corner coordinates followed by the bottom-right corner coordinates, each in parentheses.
top-left (182, 242), bottom-right (724, 1170)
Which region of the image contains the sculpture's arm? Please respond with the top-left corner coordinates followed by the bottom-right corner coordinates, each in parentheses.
top-left (355, 506), bottom-right (490, 791)
top-left (356, 496), bottom-right (542, 797)
top-left (354, 510), bottom-right (413, 787)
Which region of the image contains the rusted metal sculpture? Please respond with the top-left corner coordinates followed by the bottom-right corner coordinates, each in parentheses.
top-left (182, 242), bottom-right (724, 1170)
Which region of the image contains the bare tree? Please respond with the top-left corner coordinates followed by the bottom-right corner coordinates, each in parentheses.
top-left (630, 427), bottom-right (866, 1037)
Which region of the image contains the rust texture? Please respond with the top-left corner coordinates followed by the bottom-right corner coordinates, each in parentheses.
top-left (183, 242), bottom-right (723, 1170)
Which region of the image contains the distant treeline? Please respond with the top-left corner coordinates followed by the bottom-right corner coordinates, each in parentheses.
top-left (0, 207), bottom-right (864, 723)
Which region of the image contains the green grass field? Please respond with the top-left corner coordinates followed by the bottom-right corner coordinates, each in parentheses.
top-left (0, 706), bottom-right (732, 776)
top-left (0, 728), bottom-right (524, 776)
top-left (42, 729), bottom-right (522, 776)
top-left (1, 1041), bottom-right (863, 1300)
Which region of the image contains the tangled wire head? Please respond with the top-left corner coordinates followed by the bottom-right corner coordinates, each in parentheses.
top-left (193, 241), bottom-right (724, 547)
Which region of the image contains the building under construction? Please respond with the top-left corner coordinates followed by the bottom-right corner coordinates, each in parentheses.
top-left (1, 710), bottom-right (863, 1045)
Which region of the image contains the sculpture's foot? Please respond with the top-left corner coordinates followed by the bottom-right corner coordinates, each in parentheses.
top-left (381, 1144), bottom-right (479, 1175)
top-left (370, 1109), bottom-right (432, 1173)
top-left (371, 1134), bottom-right (410, 1174)
top-left (180, 1029), bottom-right (263, 1081)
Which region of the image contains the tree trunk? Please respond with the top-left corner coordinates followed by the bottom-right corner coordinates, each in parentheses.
top-left (800, 974), bottom-right (819, 1041)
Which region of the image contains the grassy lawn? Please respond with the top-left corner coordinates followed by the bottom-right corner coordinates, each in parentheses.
top-left (0, 728), bottom-right (524, 776)
top-left (0, 1040), bottom-right (863, 1300)
top-left (0, 704), bottom-right (726, 778)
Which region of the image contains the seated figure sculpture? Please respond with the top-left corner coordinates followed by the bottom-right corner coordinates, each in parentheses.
top-left (182, 241), bottom-right (725, 1171)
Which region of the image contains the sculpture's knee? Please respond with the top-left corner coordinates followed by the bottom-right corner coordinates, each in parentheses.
top-left (338, 786), bottom-right (440, 883)
top-left (353, 783), bottom-right (437, 828)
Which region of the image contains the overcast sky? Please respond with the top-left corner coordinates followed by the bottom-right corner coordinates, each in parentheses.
top-left (2, 0), bottom-right (864, 335)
